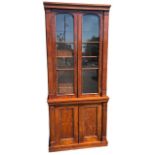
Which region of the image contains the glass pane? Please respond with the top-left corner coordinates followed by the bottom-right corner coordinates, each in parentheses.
top-left (82, 70), bottom-right (98, 93)
top-left (82, 15), bottom-right (99, 42)
top-left (56, 14), bottom-right (74, 95)
top-left (56, 43), bottom-right (74, 56)
top-left (82, 57), bottom-right (98, 68)
top-left (57, 70), bottom-right (74, 94)
top-left (56, 14), bottom-right (74, 42)
top-left (82, 43), bottom-right (99, 56)
top-left (57, 57), bottom-right (74, 69)
top-left (56, 31), bottom-right (73, 42)
top-left (82, 14), bottom-right (99, 94)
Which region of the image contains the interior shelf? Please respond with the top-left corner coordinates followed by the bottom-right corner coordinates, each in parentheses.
top-left (56, 41), bottom-right (74, 44)
top-left (82, 67), bottom-right (99, 70)
top-left (82, 41), bottom-right (99, 43)
top-left (56, 68), bottom-right (74, 71)
top-left (56, 56), bottom-right (73, 58)
top-left (82, 56), bottom-right (98, 58)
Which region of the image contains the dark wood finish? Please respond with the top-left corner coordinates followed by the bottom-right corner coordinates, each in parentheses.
top-left (44, 2), bottom-right (111, 152)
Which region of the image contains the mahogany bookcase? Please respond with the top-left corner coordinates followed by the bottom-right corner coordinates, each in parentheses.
top-left (43, 2), bottom-right (111, 152)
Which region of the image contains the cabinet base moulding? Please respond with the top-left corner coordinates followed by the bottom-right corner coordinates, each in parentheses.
top-left (49, 140), bottom-right (108, 152)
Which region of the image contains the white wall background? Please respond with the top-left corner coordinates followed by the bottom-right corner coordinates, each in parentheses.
top-left (0, 0), bottom-right (155, 155)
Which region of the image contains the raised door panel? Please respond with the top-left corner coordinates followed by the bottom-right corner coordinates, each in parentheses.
top-left (49, 105), bottom-right (78, 146)
top-left (79, 104), bottom-right (102, 143)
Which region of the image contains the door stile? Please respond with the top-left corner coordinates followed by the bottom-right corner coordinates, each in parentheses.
top-left (73, 13), bottom-right (78, 97)
top-left (77, 13), bottom-right (82, 97)
top-left (98, 13), bottom-right (103, 95)
top-left (102, 11), bottom-right (110, 96)
top-left (50, 11), bottom-right (57, 97)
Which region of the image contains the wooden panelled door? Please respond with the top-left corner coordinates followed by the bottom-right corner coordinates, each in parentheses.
top-left (44, 2), bottom-right (111, 152)
top-left (51, 106), bottom-right (78, 145)
top-left (79, 104), bottom-right (102, 143)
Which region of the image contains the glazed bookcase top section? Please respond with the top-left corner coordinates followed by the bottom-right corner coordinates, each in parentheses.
top-left (43, 2), bottom-right (111, 11)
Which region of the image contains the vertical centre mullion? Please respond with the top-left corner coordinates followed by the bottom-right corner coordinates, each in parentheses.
top-left (77, 13), bottom-right (82, 97)
top-left (73, 13), bottom-right (78, 97)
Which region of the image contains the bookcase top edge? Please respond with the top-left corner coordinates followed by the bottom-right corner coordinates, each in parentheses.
top-left (43, 1), bottom-right (111, 11)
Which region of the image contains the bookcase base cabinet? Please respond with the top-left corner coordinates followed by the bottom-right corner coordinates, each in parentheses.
top-left (48, 101), bottom-right (108, 152)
